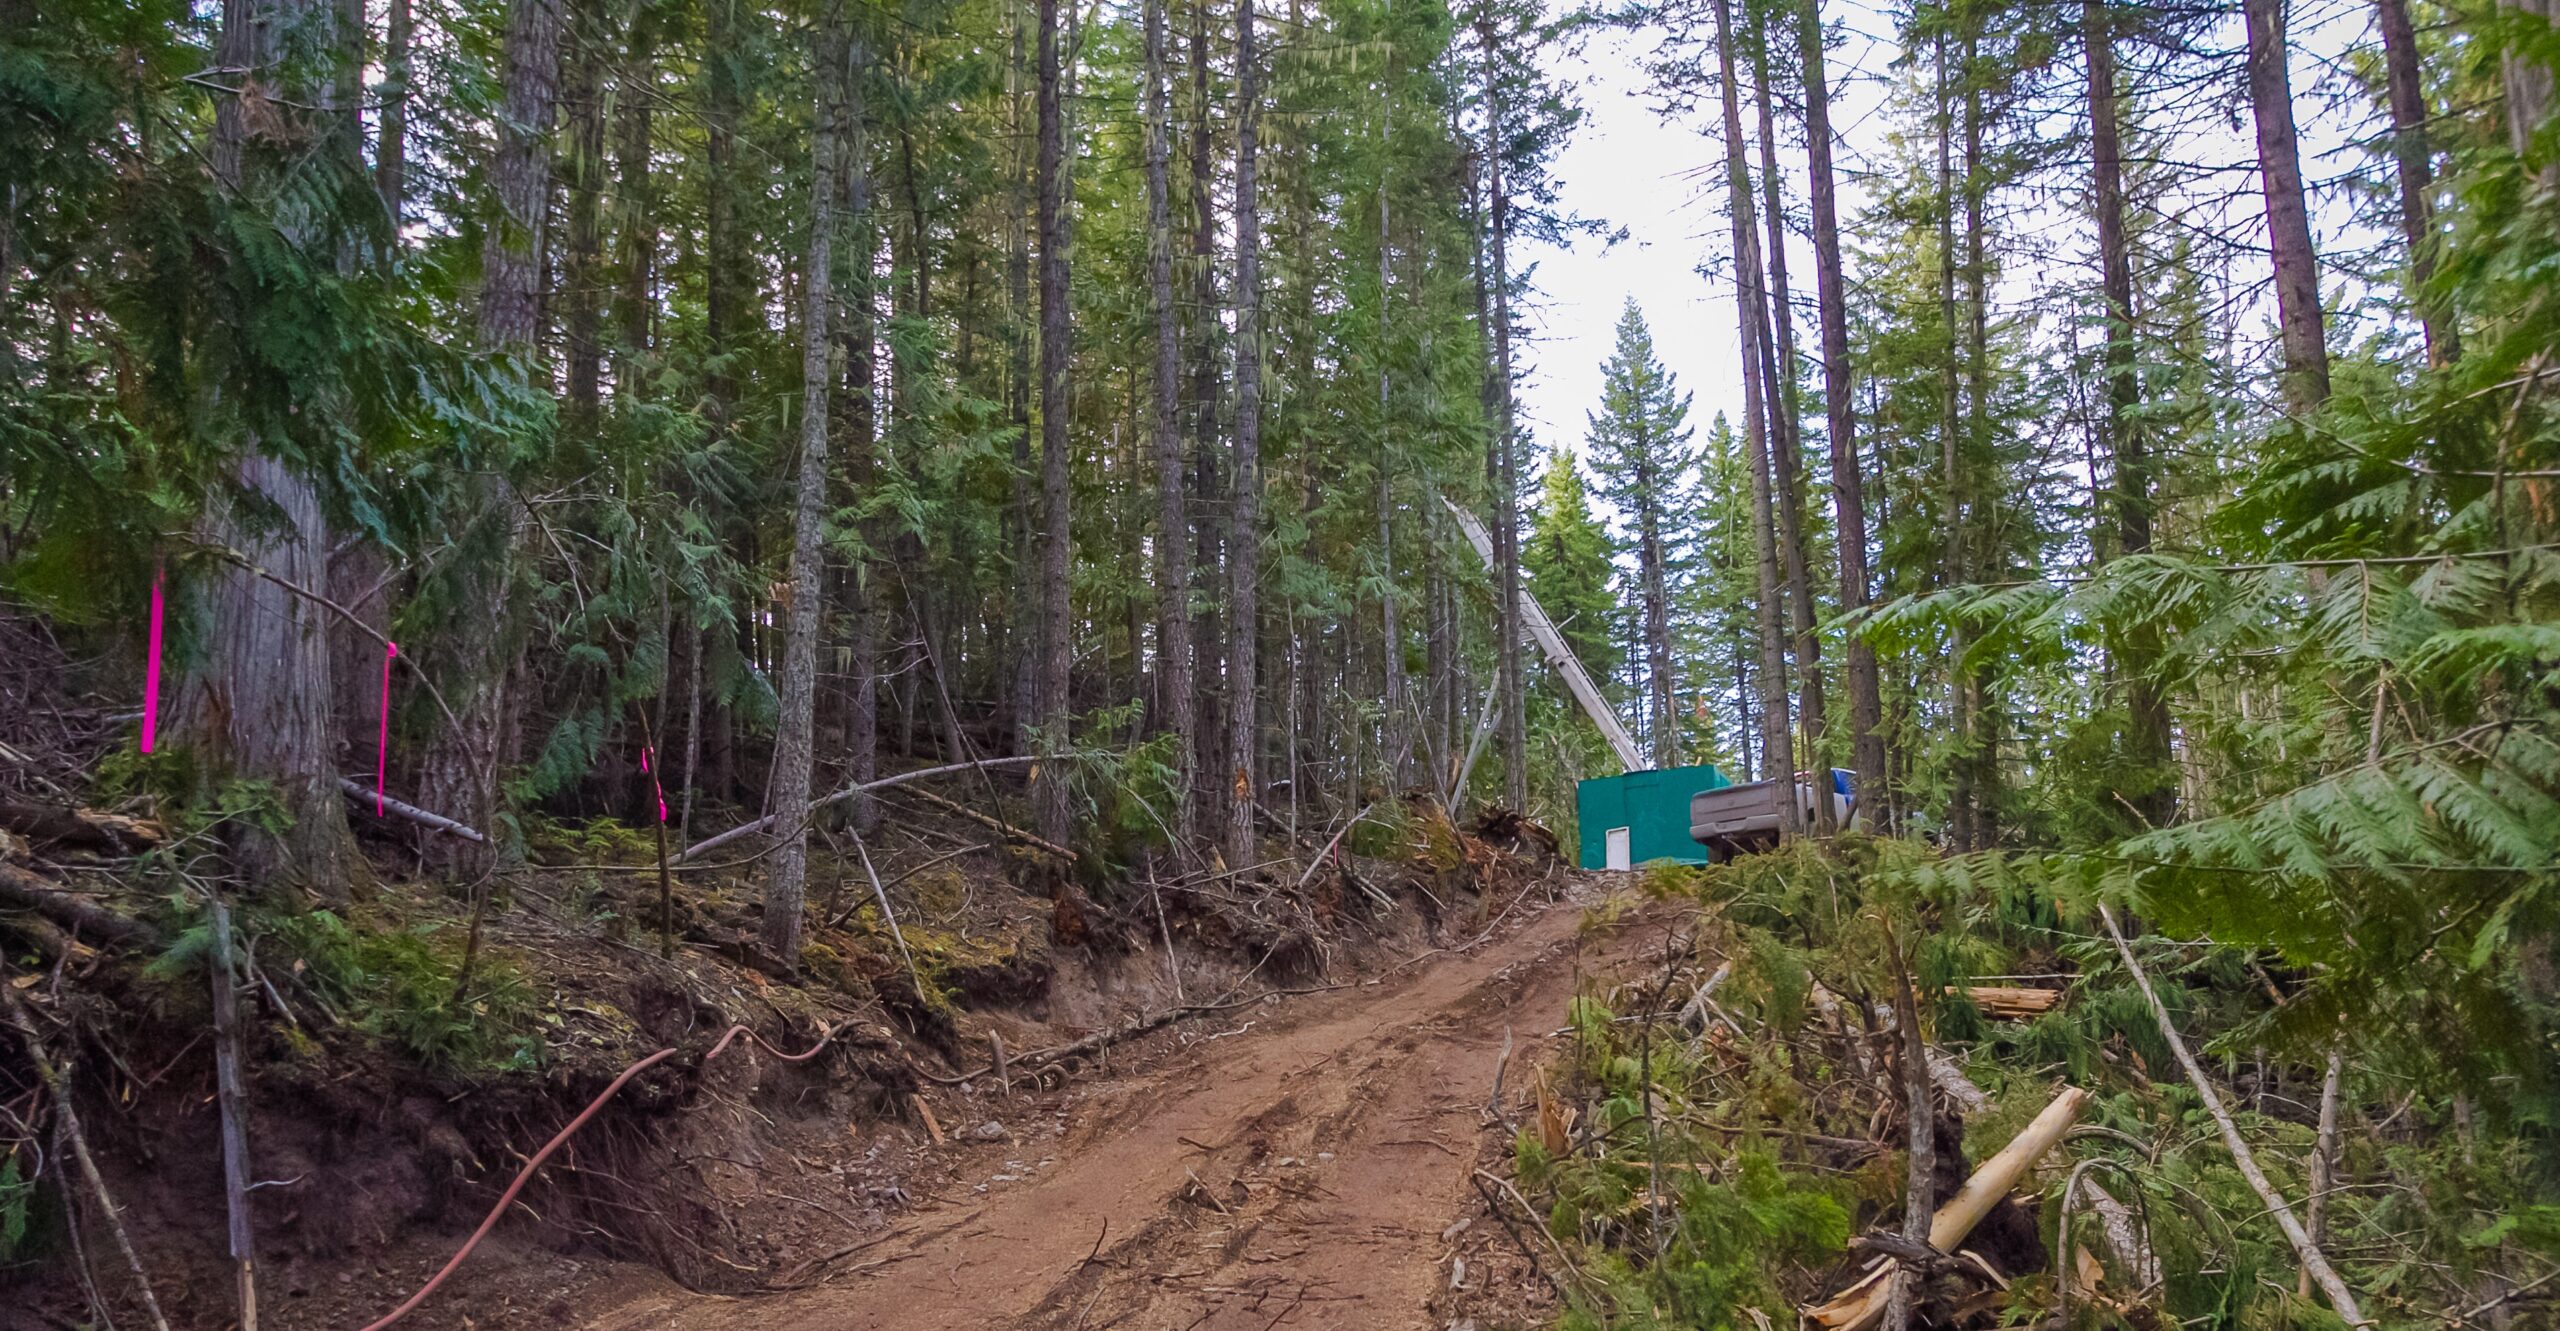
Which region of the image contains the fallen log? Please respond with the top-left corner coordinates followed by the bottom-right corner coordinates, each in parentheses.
top-left (891, 785), bottom-right (1074, 862)
top-left (1804, 1084), bottom-right (2089, 1331)
top-left (2098, 903), bottom-right (2366, 1324)
top-left (0, 863), bottom-right (161, 949)
top-left (0, 800), bottom-right (163, 855)
top-left (1952, 985), bottom-right (2060, 1019)
top-left (337, 780), bottom-right (487, 843)
top-left (681, 755), bottom-right (1043, 863)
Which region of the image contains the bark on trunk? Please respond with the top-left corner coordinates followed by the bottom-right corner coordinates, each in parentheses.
top-left (2374, 0), bottom-right (2458, 365)
top-left (1378, 79), bottom-right (1411, 791)
top-left (189, 0), bottom-right (362, 896)
top-left (1186, 0), bottom-right (1227, 842)
top-left (1145, 0), bottom-right (1195, 850)
top-left (418, 0), bottom-right (564, 876)
top-left (2244, 0), bottom-right (2331, 416)
top-left (1751, 34), bottom-right (1830, 831)
top-left (2502, 0), bottom-right (2557, 187)
top-left (1225, 0), bottom-right (1265, 868)
top-left (1797, 0), bottom-right (1886, 823)
top-left (842, 36), bottom-right (881, 836)
top-left (1478, 24), bottom-right (1528, 813)
top-left (2085, 0), bottom-right (2174, 826)
top-left (1712, 0), bottom-right (1797, 826)
top-left (1957, 34), bottom-right (1999, 847)
top-left (1032, 0), bottom-right (1075, 850)
top-left (613, 13), bottom-right (655, 374)
top-left (562, 16), bottom-right (606, 443)
top-left (763, 0), bottom-right (848, 970)
top-left (375, 0), bottom-right (411, 226)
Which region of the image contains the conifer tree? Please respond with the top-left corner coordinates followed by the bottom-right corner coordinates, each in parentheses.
top-left (1583, 301), bottom-right (1697, 769)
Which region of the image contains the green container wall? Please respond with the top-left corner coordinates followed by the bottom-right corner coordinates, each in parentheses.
top-left (1575, 764), bottom-right (1732, 870)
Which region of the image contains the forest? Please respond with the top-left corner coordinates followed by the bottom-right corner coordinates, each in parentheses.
top-left (2, 0), bottom-right (2557, 1317)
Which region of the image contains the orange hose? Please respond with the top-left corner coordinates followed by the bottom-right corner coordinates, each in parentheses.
top-left (354, 1022), bottom-right (838, 1331)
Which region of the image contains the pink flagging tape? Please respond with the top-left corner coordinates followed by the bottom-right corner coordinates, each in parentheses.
top-left (377, 642), bottom-right (399, 816)
top-left (140, 563), bottom-right (165, 754)
top-left (641, 746), bottom-right (669, 824)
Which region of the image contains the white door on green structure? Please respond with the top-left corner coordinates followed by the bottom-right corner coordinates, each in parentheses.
top-left (1605, 827), bottom-right (1632, 872)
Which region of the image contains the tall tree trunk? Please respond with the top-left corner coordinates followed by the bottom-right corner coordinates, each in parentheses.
top-left (1186, 0), bottom-right (1227, 841)
top-left (419, 0), bottom-right (564, 875)
top-left (764, 0), bottom-right (847, 970)
top-left (1005, 0), bottom-right (1035, 751)
top-left (2244, 0), bottom-right (2331, 415)
top-left (1751, 33), bottom-right (1830, 831)
top-left (562, 15), bottom-right (606, 445)
top-left (1032, 0), bottom-right (1075, 849)
top-left (1713, 0), bottom-right (1797, 827)
top-left (2373, 0), bottom-right (2458, 365)
top-left (842, 29), bottom-right (881, 836)
top-left (186, 0), bottom-right (363, 895)
top-left (1958, 30), bottom-right (1999, 846)
top-left (1797, 0), bottom-right (1885, 824)
top-left (2501, 0), bottom-right (2557, 188)
top-left (1378, 76), bottom-right (1412, 791)
top-left (613, 10), bottom-right (655, 378)
top-left (2085, 0), bottom-right (2173, 826)
top-left (1638, 469), bottom-right (1676, 769)
top-left (1144, 0), bottom-right (1194, 849)
top-left (1478, 23), bottom-right (1528, 813)
top-left (1225, 0), bottom-right (1265, 866)
top-left (1934, 31), bottom-right (1974, 851)
top-left (376, 0), bottom-right (411, 226)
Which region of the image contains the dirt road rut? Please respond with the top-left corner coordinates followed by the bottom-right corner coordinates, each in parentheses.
top-left (578, 893), bottom-right (1659, 1330)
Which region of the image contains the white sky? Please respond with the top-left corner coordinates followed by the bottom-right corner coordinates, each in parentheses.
top-left (1510, 0), bottom-right (2402, 487)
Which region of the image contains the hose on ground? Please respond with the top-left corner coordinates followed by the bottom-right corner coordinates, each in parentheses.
top-left (354, 1021), bottom-right (840, 1331)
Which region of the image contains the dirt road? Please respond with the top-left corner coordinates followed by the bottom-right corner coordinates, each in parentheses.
top-left (577, 891), bottom-right (1663, 1330)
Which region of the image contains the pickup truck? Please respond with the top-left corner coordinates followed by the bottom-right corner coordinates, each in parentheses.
top-left (1689, 769), bottom-right (1855, 861)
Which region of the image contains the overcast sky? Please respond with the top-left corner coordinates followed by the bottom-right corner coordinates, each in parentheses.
top-left (1509, 0), bottom-right (2396, 492)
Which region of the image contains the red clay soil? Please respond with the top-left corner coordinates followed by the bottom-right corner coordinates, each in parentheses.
top-left (572, 890), bottom-right (1668, 1331)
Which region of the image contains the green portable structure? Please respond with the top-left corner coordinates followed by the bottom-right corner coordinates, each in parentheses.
top-left (1576, 764), bottom-right (1732, 870)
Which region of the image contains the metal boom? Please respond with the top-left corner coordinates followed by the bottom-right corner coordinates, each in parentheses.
top-left (1440, 496), bottom-right (1647, 774)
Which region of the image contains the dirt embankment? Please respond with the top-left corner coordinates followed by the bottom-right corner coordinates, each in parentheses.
top-left (0, 788), bottom-right (1588, 1331)
top-left (576, 887), bottom-right (1673, 1331)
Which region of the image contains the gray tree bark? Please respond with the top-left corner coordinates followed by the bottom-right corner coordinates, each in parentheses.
top-left (763, 0), bottom-right (848, 970)
top-left (1477, 22), bottom-right (1528, 813)
top-left (188, 0), bottom-right (362, 896)
top-left (1751, 36), bottom-right (1830, 831)
top-left (1711, 0), bottom-right (1797, 826)
top-left (419, 0), bottom-right (565, 876)
top-left (1145, 0), bottom-right (1194, 850)
top-left (1226, 0), bottom-right (1265, 867)
top-left (2374, 0), bottom-right (2458, 365)
top-left (1797, 0), bottom-right (1886, 824)
top-left (1032, 0), bottom-right (1075, 849)
top-left (2244, 0), bottom-right (2331, 415)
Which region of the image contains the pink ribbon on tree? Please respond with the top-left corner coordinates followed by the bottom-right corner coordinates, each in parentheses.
top-left (640, 747), bottom-right (670, 819)
top-left (640, 747), bottom-right (669, 824)
top-left (377, 641), bottom-right (399, 816)
top-left (140, 563), bottom-right (165, 755)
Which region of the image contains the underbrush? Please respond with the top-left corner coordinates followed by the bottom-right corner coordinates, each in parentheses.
top-left (1502, 837), bottom-right (2548, 1331)
top-left (148, 900), bottom-right (544, 1074)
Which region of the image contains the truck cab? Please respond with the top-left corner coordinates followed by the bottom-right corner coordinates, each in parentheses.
top-left (1689, 769), bottom-right (1854, 862)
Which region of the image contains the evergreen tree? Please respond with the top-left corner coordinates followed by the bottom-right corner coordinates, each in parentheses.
top-left (1583, 299), bottom-right (1697, 768)
top-left (1523, 449), bottom-right (1623, 704)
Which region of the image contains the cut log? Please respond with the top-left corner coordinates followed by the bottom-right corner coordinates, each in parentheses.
top-left (0, 863), bottom-right (161, 949)
top-left (0, 801), bottom-right (163, 854)
top-left (1951, 985), bottom-right (2059, 1019)
top-left (1804, 1085), bottom-right (2089, 1331)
